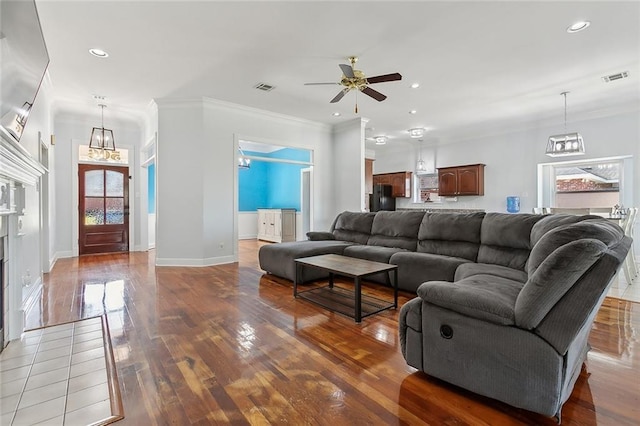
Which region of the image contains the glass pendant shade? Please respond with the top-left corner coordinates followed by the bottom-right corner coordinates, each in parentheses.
top-left (416, 159), bottom-right (426, 172)
top-left (545, 132), bottom-right (585, 157)
top-left (238, 147), bottom-right (251, 169)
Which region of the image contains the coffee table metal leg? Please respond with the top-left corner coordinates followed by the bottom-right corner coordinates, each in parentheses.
top-left (393, 268), bottom-right (398, 308)
top-left (355, 277), bottom-right (362, 323)
top-left (294, 263), bottom-right (299, 297)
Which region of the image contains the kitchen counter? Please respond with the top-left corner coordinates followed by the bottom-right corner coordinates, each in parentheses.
top-left (397, 207), bottom-right (485, 213)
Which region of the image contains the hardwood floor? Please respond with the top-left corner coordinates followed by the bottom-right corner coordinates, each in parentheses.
top-left (24, 240), bottom-right (640, 425)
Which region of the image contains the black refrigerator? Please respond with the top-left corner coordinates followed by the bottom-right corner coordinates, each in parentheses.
top-left (370, 184), bottom-right (395, 212)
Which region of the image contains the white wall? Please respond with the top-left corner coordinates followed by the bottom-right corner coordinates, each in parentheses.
top-left (13, 76), bottom-right (53, 297)
top-left (332, 118), bottom-right (366, 213)
top-left (154, 98), bottom-right (333, 266)
top-left (374, 110), bottom-right (640, 214)
top-left (52, 111), bottom-right (144, 258)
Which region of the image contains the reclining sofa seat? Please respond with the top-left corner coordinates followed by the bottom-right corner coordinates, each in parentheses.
top-left (399, 215), bottom-right (631, 419)
top-left (258, 211), bottom-right (375, 283)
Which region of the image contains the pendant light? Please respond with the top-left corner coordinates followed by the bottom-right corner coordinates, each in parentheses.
top-left (545, 91), bottom-right (585, 157)
top-left (416, 139), bottom-right (426, 173)
top-left (89, 104), bottom-right (116, 151)
top-left (238, 145), bottom-right (251, 169)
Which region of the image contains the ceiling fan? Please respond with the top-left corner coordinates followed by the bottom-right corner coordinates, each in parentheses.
top-left (305, 56), bottom-right (402, 113)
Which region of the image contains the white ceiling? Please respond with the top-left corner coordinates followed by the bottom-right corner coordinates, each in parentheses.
top-left (35, 1), bottom-right (640, 148)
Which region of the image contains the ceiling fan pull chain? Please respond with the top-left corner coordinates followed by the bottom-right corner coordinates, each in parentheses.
top-left (355, 91), bottom-right (359, 114)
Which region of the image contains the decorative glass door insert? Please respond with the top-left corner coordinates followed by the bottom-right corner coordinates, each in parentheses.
top-left (79, 164), bottom-right (129, 255)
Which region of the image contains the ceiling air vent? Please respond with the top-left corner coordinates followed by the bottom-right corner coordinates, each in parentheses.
top-left (254, 83), bottom-right (275, 92)
top-left (602, 71), bottom-right (629, 83)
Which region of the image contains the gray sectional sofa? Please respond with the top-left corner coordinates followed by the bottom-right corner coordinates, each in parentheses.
top-left (258, 210), bottom-right (631, 419)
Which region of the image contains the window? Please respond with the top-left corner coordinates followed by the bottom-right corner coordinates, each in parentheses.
top-left (414, 173), bottom-right (439, 203)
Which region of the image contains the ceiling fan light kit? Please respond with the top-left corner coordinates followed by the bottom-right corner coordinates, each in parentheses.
top-left (305, 56), bottom-right (402, 113)
top-left (374, 136), bottom-right (387, 145)
top-left (409, 128), bottom-right (425, 138)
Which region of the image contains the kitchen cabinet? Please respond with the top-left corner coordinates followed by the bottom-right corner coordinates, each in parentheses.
top-left (373, 171), bottom-right (412, 197)
top-left (257, 209), bottom-right (296, 242)
top-left (365, 159), bottom-right (374, 194)
top-left (437, 164), bottom-right (485, 196)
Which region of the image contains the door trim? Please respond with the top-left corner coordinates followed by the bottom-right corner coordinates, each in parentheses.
top-left (71, 139), bottom-right (134, 257)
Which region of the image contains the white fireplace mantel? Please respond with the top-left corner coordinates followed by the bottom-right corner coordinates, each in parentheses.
top-left (0, 128), bottom-right (46, 186)
top-left (1, 129), bottom-right (46, 346)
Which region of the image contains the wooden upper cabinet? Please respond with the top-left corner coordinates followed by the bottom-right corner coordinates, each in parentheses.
top-left (365, 159), bottom-right (374, 194)
top-left (372, 171), bottom-right (412, 197)
top-left (437, 164), bottom-right (485, 196)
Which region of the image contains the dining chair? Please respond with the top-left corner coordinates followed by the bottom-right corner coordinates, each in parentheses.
top-left (623, 208), bottom-right (638, 281)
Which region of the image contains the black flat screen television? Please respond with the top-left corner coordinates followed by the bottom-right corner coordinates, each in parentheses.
top-left (0, 0), bottom-right (49, 143)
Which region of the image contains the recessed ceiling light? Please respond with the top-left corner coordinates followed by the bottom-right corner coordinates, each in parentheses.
top-left (332, 112), bottom-right (341, 117)
top-left (567, 21), bottom-right (590, 33)
top-left (89, 48), bottom-right (109, 58)
top-left (410, 83), bottom-right (420, 89)
top-left (409, 110), bottom-right (417, 115)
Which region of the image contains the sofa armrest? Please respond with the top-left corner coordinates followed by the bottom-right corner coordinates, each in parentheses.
top-left (515, 239), bottom-right (606, 330)
top-left (306, 231), bottom-right (335, 241)
top-left (416, 275), bottom-right (524, 326)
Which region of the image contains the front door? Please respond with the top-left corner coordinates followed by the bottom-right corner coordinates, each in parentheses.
top-left (79, 164), bottom-right (129, 255)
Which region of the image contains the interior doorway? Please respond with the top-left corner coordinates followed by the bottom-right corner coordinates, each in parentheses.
top-left (38, 134), bottom-right (49, 272)
top-left (78, 164), bottom-right (129, 255)
top-left (236, 139), bottom-right (313, 244)
top-left (301, 168), bottom-right (313, 236)
top-left (538, 156), bottom-right (633, 210)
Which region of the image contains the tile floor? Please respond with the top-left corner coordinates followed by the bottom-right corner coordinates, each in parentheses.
top-left (607, 261), bottom-right (640, 302)
top-left (0, 316), bottom-right (116, 426)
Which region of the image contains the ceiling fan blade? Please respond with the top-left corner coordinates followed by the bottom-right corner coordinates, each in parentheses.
top-left (361, 86), bottom-right (387, 102)
top-left (366, 73), bottom-right (402, 84)
top-left (339, 63), bottom-right (355, 79)
top-left (304, 82), bottom-right (340, 85)
top-left (330, 88), bottom-right (349, 103)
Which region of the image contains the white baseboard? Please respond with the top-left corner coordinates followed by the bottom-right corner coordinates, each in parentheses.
top-left (55, 250), bottom-right (73, 260)
top-left (155, 254), bottom-right (237, 267)
top-left (21, 277), bottom-right (43, 312)
top-left (239, 234), bottom-right (257, 240)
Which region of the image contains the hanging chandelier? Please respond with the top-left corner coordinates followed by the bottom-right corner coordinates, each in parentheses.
top-left (416, 139), bottom-right (426, 172)
top-left (545, 91), bottom-right (585, 157)
top-left (89, 104), bottom-right (116, 151)
top-left (238, 146), bottom-right (251, 169)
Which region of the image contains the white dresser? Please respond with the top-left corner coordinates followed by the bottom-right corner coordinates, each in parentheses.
top-left (257, 209), bottom-right (296, 243)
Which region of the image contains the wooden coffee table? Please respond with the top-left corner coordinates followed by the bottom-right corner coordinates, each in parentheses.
top-left (293, 254), bottom-right (398, 322)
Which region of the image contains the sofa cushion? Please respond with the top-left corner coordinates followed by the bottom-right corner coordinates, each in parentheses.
top-left (417, 212), bottom-right (485, 260)
top-left (529, 214), bottom-right (602, 247)
top-left (343, 245), bottom-right (408, 264)
top-left (367, 210), bottom-right (425, 250)
top-left (306, 231), bottom-right (335, 241)
top-left (477, 213), bottom-right (544, 270)
top-left (528, 219), bottom-right (624, 275)
top-left (454, 263), bottom-right (528, 283)
top-left (390, 252), bottom-right (472, 293)
top-left (258, 240), bottom-right (354, 282)
top-left (332, 211), bottom-right (376, 244)
top-left (516, 239), bottom-right (608, 330)
top-left (417, 274), bottom-right (525, 325)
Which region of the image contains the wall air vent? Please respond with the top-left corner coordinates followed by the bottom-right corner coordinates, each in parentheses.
top-left (254, 83), bottom-right (275, 92)
top-left (602, 71), bottom-right (629, 83)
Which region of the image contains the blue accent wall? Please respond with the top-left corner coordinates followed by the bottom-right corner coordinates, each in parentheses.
top-left (238, 147), bottom-right (310, 212)
top-left (148, 163), bottom-right (156, 214)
